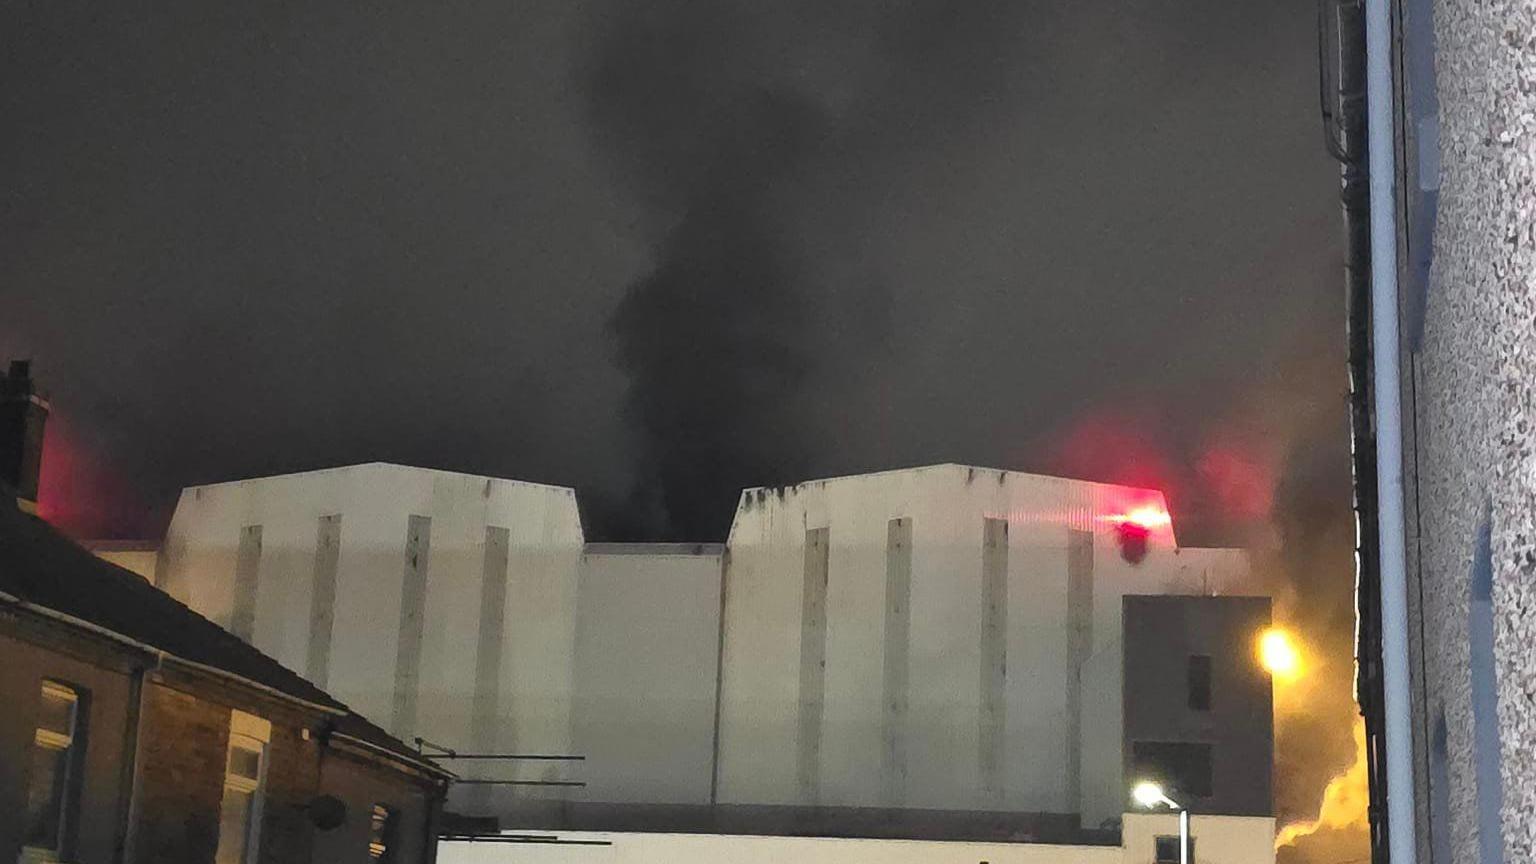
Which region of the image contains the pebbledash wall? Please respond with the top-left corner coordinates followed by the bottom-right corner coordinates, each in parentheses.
top-left (154, 462), bottom-right (1265, 831)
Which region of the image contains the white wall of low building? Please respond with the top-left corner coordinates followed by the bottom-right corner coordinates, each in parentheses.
top-left (1121, 813), bottom-right (1276, 864)
top-left (438, 813), bottom-right (1273, 864)
top-left (440, 831), bottom-right (1122, 864)
top-left (157, 463), bottom-right (585, 776)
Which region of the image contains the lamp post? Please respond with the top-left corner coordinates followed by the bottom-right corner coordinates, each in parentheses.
top-left (1133, 781), bottom-right (1189, 864)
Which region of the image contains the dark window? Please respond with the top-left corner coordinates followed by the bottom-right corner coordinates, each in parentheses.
top-left (1132, 741), bottom-right (1213, 798)
top-left (1155, 835), bottom-right (1195, 863)
top-left (23, 680), bottom-right (86, 859)
top-left (1187, 655), bottom-right (1212, 711)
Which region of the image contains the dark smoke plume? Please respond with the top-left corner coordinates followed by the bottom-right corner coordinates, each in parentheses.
top-left (579, 0), bottom-right (1026, 538)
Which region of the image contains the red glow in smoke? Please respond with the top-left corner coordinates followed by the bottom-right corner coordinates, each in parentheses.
top-left (1195, 441), bottom-right (1275, 525)
top-left (1027, 407), bottom-right (1282, 541)
top-left (35, 412), bottom-right (144, 539)
top-left (1041, 411), bottom-right (1177, 494)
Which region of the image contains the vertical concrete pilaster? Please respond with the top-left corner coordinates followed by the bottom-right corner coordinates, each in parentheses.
top-left (306, 514), bottom-right (342, 687)
top-left (1065, 528), bottom-right (1094, 809)
top-left (393, 515), bottom-right (432, 741)
top-left (231, 525), bottom-right (262, 642)
top-left (473, 526), bottom-right (511, 754)
top-left (797, 527), bottom-right (829, 804)
top-left (980, 517), bottom-right (1009, 804)
top-left (883, 517), bottom-right (912, 807)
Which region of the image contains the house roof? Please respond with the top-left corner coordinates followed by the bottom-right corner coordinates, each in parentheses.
top-left (0, 499), bottom-right (448, 780)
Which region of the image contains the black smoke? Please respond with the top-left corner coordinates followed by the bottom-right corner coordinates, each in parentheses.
top-left (577, 0), bottom-right (1048, 538)
top-left (582, 11), bottom-right (830, 537)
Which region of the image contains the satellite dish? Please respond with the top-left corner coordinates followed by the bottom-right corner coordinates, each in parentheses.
top-left (306, 795), bottom-right (347, 830)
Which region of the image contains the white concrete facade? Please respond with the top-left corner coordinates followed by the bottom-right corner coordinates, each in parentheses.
top-left (157, 463), bottom-right (586, 793)
top-left (717, 464), bottom-right (1255, 824)
top-left (156, 461), bottom-right (1264, 837)
top-left (438, 813), bottom-right (1275, 864)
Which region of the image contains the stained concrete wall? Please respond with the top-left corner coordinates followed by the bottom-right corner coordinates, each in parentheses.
top-left (572, 545), bottom-right (725, 806)
top-left (158, 461), bottom-right (1263, 833)
top-left (158, 463), bottom-right (586, 797)
top-left (716, 464), bottom-right (1257, 819)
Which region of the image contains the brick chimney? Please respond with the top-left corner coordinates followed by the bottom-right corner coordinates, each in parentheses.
top-left (0, 360), bottom-right (49, 513)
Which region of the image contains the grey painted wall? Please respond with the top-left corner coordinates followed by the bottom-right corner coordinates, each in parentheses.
top-left (1120, 595), bottom-right (1273, 817)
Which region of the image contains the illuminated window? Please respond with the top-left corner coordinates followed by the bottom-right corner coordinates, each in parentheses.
top-left (369, 804), bottom-right (396, 861)
top-left (214, 711), bottom-right (270, 864)
top-left (22, 680), bottom-right (85, 863)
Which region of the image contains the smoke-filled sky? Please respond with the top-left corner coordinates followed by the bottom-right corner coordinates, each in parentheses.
top-left (3, 0), bottom-right (1341, 544)
top-left (4, 0), bottom-right (1360, 857)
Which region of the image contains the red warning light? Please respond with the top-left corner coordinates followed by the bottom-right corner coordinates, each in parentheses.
top-left (1103, 504), bottom-right (1170, 565)
top-left (1108, 505), bottom-right (1172, 531)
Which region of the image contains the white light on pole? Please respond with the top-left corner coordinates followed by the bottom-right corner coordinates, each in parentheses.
top-left (1132, 781), bottom-right (1189, 864)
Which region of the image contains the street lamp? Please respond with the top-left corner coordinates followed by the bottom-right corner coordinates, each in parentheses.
top-left (1132, 781), bottom-right (1190, 864)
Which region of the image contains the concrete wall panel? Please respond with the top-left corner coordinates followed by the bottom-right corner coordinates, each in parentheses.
top-left (572, 547), bottom-right (724, 805)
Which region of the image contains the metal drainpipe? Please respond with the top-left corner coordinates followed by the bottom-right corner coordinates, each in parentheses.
top-left (118, 653), bottom-right (162, 863)
top-left (422, 781), bottom-right (448, 864)
top-left (1364, 0), bottom-right (1417, 858)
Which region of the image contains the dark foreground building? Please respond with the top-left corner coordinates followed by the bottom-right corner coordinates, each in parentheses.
top-left (0, 491), bottom-right (453, 864)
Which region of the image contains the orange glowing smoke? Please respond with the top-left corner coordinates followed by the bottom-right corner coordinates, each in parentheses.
top-left (1276, 720), bottom-right (1371, 849)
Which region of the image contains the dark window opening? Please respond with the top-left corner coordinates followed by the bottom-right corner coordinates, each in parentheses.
top-left (23, 680), bottom-right (87, 860)
top-left (1187, 655), bottom-right (1212, 711)
top-left (1132, 741), bottom-right (1213, 799)
top-left (1155, 835), bottom-right (1195, 863)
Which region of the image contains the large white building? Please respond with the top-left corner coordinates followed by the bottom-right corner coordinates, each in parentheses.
top-left (156, 462), bottom-right (586, 796)
top-left (151, 462), bottom-right (1275, 860)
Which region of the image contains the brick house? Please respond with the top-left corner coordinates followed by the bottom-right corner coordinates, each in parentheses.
top-left (0, 494), bottom-right (454, 863)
